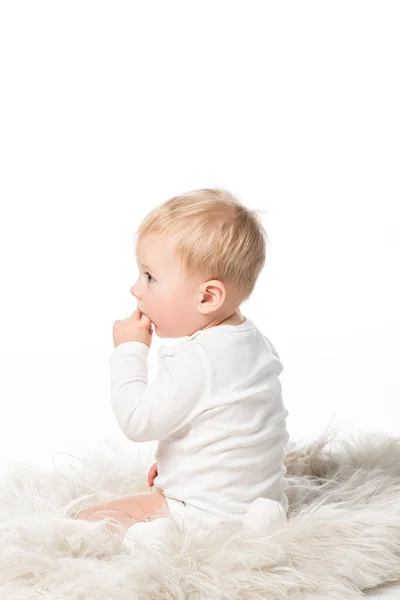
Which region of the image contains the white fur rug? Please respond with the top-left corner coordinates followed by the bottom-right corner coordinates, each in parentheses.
top-left (1, 426), bottom-right (400, 599)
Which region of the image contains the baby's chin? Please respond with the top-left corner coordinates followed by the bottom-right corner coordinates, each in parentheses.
top-left (149, 322), bottom-right (186, 340)
top-left (153, 325), bottom-right (175, 339)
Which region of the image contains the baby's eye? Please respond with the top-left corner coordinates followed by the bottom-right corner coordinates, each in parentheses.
top-left (145, 272), bottom-right (154, 283)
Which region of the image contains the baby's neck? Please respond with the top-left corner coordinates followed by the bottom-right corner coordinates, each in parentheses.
top-left (198, 310), bottom-right (244, 333)
top-left (217, 310), bottom-right (245, 327)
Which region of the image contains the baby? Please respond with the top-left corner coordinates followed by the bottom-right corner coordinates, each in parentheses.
top-left (76, 188), bottom-right (289, 538)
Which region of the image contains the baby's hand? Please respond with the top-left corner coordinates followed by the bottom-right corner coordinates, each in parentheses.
top-left (148, 462), bottom-right (158, 487)
top-left (113, 309), bottom-right (153, 349)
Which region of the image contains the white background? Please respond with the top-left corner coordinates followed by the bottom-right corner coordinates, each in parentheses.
top-left (0, 1), bottom-right (399, 475)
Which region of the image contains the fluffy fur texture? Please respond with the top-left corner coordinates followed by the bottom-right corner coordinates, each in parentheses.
top-left (1, 426), bottom-right (400, 599)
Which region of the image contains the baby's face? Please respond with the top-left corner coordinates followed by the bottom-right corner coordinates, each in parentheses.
top-left (131, 234), bottom-right (202, 338)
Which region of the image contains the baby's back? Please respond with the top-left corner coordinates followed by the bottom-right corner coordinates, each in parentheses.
top-left (154, 318), bottom-right (289, 522)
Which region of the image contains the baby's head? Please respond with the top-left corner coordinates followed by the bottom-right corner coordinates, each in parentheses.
top-left (131, 188), bottom-right (268, 338)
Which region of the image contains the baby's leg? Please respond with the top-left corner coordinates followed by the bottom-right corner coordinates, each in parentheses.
top-left (79, 509), bottom-right (136, 535)
top-left (75, 492), bottom-right (169, 535)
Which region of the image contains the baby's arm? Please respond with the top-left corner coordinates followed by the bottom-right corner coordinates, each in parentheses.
top-left (109, 341), bottom-right (207, 442)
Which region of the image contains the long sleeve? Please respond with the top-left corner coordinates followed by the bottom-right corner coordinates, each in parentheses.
top-left (109, 341), bottom-right (208, 442)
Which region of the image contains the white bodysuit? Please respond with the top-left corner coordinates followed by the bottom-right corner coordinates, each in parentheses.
top-left (109, 317), bottom-right (289, 526)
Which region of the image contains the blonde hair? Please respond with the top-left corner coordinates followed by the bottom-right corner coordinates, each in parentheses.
top-left (135, 188), bottom-right (269, 306)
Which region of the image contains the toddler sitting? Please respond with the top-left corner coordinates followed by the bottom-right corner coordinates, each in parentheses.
top-left (76, 188), bottom-right (289, 542)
